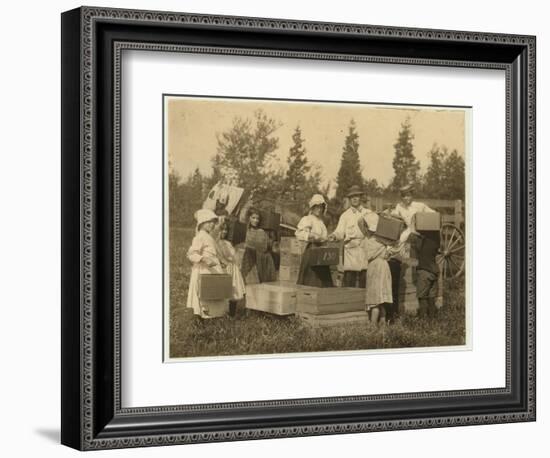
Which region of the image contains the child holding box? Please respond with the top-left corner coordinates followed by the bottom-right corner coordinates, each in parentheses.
top-left (186, 209), bottom-right (228, 318)
top-left (363, 213), bottom-right (394, 326)
top-left (295, 194), bottom-right (334, 288)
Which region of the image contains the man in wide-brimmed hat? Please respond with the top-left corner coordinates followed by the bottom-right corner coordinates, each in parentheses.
top-left (328, 185), bottom-right (373, 288)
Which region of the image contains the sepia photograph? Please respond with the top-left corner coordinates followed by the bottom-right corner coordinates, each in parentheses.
top-left (164, 95), bottom-right (469, 360)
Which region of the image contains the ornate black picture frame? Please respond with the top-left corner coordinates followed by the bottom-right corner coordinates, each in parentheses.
top-left (61, 6), bottom-right (536, 450)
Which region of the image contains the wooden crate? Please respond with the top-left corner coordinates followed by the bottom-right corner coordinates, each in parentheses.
top-left (199, 274), bottom-right (232, 300)
top-left (280, 251), bottom-right (302, 267)
top-left (245, 282), bottom-right (297, 315)
top-left (297, 310), bottom-right (369, 328)
top-left (376, 216), bottom-right (405, 241)
top-left (415, 212), bottom-right (441, 231)
top-left (280, 237), bottom-right (307, 255)
top-left (297, 301), bottom-right (365, 315)
top-left (279, 265), bottom-right (300, 283)
top-left (297, 287), bottom-right (364, 306)
top-left (308, 247), bottom-right (340, 266)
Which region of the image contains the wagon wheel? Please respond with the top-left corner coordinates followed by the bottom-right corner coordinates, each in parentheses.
top-left (437, 223), bottom-right (465, 279)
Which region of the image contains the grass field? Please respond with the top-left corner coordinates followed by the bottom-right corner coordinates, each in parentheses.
top-left (169, 227), bottom-right (466, 359)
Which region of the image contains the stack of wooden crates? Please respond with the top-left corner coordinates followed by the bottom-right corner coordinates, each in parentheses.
top-left (278, 236), bottom-right (306, 282)
top-left (246, 236), bottom-right (370, 326)
top-left (245, 281), bottom-right (299, 315)
top-left (295, 287), bottom-right (369, 328)
top-left (245, 236), bottom-right (304, 315)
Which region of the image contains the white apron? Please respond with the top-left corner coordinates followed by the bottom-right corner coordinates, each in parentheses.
top-left (186, 230), bottom-right (228, 318)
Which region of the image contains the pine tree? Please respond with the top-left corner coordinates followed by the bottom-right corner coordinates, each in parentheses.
top-left (364, 178), bottom-right (382, 197)
top-left (168, 161), bottom-right (183, 227)
top-left (422, 145), bottom-right (465, 200)
top-left (442, 149), bottom-right (465, 199)
top-left (190, 167), bottom-right (203, 197)
top-left (335, 119), bottom-right (363, 201)
top-left (423, 144), bottom-right (445, 198)
top-left (285, 126), bottom-right (311, 201)
top-left (391, 118), bottom-right (421, 192)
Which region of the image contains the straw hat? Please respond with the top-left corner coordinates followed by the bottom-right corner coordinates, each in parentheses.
top-left (308, 194), bottom-right (326, 209)
top-left (346, 185), bottom-right (364, 198)
top-left (399, 183), bottom-right (415, 194)
top-left (194, 208), bottom-right (218, 228)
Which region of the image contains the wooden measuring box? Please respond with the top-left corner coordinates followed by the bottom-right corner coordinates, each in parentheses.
top-left (199, 274), bottom-right (232, 300)
top-left (375, 215), bottom-right (405, 241)
top-left (415, 212), bottom-right (441, 231)
top-left (308, 246), bottom-right (340, 266)
top-left (245, 281), bottom-right (298, 315)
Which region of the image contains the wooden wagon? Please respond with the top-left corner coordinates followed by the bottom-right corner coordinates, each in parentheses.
top-left (370, 197), bottom-right (465, 279)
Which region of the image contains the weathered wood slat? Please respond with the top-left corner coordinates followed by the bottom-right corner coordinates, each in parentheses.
top-left (297, 311), bottom-right (369, 328)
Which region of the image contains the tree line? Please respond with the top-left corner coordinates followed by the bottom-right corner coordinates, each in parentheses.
top-left (170, 110), bottom-right (465, 227)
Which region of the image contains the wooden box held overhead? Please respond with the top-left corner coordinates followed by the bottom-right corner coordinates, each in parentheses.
top-left (245, 282), bottom-right (298, 315)
top-left (199, 274), bottom-right (232, 300)
top-left (376, 215), bottom-right (405, 241)
top-left (308, 246), bottom-right (339, 266)
top-left (415, 212), bottom-right (442, 231)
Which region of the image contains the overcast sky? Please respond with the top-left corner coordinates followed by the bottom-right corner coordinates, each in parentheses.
top-left (167, 96), bottom-right (467, 191)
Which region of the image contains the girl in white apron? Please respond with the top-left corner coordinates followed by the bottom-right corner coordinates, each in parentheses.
top-left (295, 194), bottom-right (334, 287)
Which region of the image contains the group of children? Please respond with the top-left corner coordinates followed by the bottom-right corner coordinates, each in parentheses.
top-left (186, 184), bottom-right (441, 323)
top-left (186, 205), bottom-right (275, 318)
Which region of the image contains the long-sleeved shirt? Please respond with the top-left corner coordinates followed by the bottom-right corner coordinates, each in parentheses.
top-left (391, 201), bottom-right (435, 229)
top-left (187, 230), bottom-right (222, 267)
top-left (331, 206), bottom-right (370, 242)
top-left (331, 206), bottom-right (372, 271)
top-left (295, 214), bottom-right (328, 242)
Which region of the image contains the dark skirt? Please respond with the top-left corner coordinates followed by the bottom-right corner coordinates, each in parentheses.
top-left (296, 243), bottom-right (334, 288)
top-left (241, 247), bottom-right (276, 283)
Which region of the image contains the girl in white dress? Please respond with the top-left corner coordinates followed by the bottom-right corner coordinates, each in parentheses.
top-left (186, 209), bottom-right (228, 318)
top-left (217, 222), bottom-right (246, 316)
